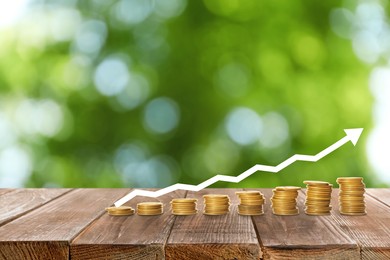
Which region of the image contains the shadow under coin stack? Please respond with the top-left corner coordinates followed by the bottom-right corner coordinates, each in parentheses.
top-left (304, 181), bottom-right (332, 215)
top-left (337, 177), bottom-right (366, 215)
top-left (236, 191), bottom-right (265, 216)
top-left (271, 186), bottom-right (301, 216)
top-left (170, 198), bottom-right (198, 215)
top-left (137, 202), bottom-right (163, 216)
top-left (105, 206), bottom-right (135, 216)
top-left (203, 194), bottom-right (230, 215)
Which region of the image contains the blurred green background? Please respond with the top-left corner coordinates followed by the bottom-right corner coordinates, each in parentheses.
top-left (0, 0), bottom-right (389, 189)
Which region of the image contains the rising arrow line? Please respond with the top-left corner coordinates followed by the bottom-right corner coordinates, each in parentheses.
top-left (114, 128), bottom-right (363, 207)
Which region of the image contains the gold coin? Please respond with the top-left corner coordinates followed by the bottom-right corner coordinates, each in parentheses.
top-left (106, 206), bottom-right (135, 216)
top-left (337, 177), bottom-right (363, 182)
top-left (307, 189), bottom-right (332, 193)
top-left (273, 210), bottom-right (299, 216)
top-left (203, 212), bottom-right (229, 215)
top-left (275, 186), bottom-right (302, 191)
top-left (305, 195), bottom-right (332, 200)
top-left (306, 200), bottom-right (331, 204)
top-left (138, 212), bottom-right (163, 216)
top-left (203, 194), bottom-right (229, 198)
top-left (171, 198), bottom-right (198, 203)
top-left (236, 191), bottom-right (261, 195)
top-left (172, 211), bottom-right (198, 215)
top-left (340, 211), bottom-right (366, 215)
top-left (239, 201), bottom-right (264, 206)
top-left (304, 180), bottom-right (331, 186)
top-left (305, 211), bottom-right (331, 216)
top-left (137, 202), bottom-right (163, 207)
top-left (237, 210), bottom-right (264, 216)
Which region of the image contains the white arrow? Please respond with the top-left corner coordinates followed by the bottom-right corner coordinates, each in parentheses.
top-left (114, 128), bottom-right (363, 207)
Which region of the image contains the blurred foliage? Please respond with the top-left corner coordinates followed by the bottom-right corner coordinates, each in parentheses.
top-left (0, 0), bottom-right (384, 189)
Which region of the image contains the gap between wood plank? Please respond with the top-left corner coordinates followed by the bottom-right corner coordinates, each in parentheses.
top-left (163, 190), bottom-right (188, 257)
top-left (366, 190), bottom-right (390, 208)
top-left (0, 189), bottom-right (74, 228)
top-left (67, 188), bottom-right (133, 260)
top-left (69, 188), bottom-right (133, 243)
top-left (244, 188), bottom-right (265, 260)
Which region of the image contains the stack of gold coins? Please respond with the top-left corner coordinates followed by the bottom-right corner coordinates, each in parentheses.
top-left (337, 177), bottom-right (366, 215)
top-left (203, 194), bottom-right (230, 215)
top-left (236, 191), bottom-right (265, 216)
top-left (105, 206), bottom-right (135, 216)
top-left (170, 198), bottom-right (198, 215)
top-left (271, 186), bottom-right (301, 216)
top-left (304, 180), bottom-right (333, 215)
top-left (137, 202), bottom-right (163, 216)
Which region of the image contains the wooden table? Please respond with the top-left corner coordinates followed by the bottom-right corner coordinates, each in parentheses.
top-left (0, 188), bottom-right (389, 260)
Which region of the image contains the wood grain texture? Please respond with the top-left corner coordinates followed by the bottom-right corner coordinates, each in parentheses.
top-left (329, 188), bottom-right (390, 260)
top-left (366, 188), bottom-right (390, 207)
top-left (0, 189), bottom-right (12, 196)
top-left (165, 188), bottom-right (261, 260)
top-left (0, 188), bottom-right (130, 260)
top-left (0, 189), bottom-right (70, 226)
top-left (251, 189), bottom-right (359, 260)
top-left (71, 190), bottom-right (186, 260)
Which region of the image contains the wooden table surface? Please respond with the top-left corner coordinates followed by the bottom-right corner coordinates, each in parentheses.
top-left (0, 188), bottom-right (389, 260)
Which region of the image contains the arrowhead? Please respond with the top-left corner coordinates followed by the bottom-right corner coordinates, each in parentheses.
top-left (344, 128), bottom-right (363, 146)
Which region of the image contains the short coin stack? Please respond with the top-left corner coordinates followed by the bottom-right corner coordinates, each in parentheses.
top-left (304, 180), bottom-right (332, 215)
top-left (170, 198), bottom-right (198, 215)
top-left (137, 202), bottom-right (163, 216)
top-left (203, 194), bottom-right (230, 215)
top-left (271, 186), bottom-right (301, 216)
top-left (236, 191), bottom-right (265, 216)
top-left (105, 206), bottom-right (135, 216)
top-left (337, 177), bottom-right (366, 215)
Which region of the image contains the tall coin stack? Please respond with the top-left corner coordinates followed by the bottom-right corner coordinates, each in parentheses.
top-left (170, 198), bottom-right (198, 215)
top-left (236, 191), bottom-right (265, 216)
top-left (304, 180), bottom-right (332, 215)
top-left (337, 177), bottom-right (366, 215)
top-left (203, 194), bottom-right (230, 215)
top-left (137, 202), bottom-right (163, 216)
top-left (271, 186), bottom-right (301, 216)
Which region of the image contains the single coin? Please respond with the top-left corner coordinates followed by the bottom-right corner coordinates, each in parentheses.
top-left (171, 198), bottom-right (198, 203)
top-left (337, 177), bottom-right (363, 182)
top-left (340, 211), bottom-right (366, 216)
top-left (172, 210), bottom-right (198, 215)
top-left (236, 191), bottom-right (261, 195)
top-left (272, 210), bottom-right (299, 216)
top-left (137, 202), bottom-right (163, 207)
top-left (304, 180), bottom-right (331, 186)
top-left (305, 211), bottom-right (331, 216)
top-left (275, 186), bottom-right (302, 191)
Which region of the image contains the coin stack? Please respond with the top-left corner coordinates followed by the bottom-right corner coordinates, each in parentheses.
top-left (337, 177), bottom-right (366, 215)
top-left (170, 198), bottom-right (198, 215)
top-left (236, 191), bottom-right (265, 216)
top-left (203, 194), bottom-right (230, 215)
top-left (304, 180), bottom-right (333, 215)
top-left (137, 202), bottom-right (164, 216)
top-left (271, 186), bottom-right (301, 216)
top-left (105, 206), bottom-right (135, 216)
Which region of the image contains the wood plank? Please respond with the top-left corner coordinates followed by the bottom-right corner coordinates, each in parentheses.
top-left (165, 188), bottom-right (261, 260)
top-left (0, 189), bottom-right (12, 196)
top-left (366, 188), bottom-right (390, 207)
top-left (0, 189), bottom-right (70, 227)
top-left (71, 189), bottom-right (186, 260)
top-left (0, 188), bottom-right (130, 260)
top-left (250, 188), bottom-right (359, 260)
top-left (329, 188), bottom-right (390, 259)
